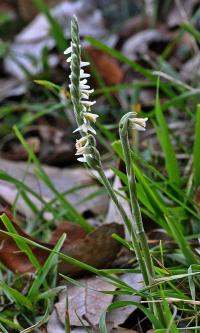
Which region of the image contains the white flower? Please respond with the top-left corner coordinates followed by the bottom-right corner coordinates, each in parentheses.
top-left (80, 61), bottom-right (90, 67)
top-left (77, 156), bottom-right (87, 162)
top-left (77, 154), bottom-right (93, 163)
top-left (83, 112), bottom-right (99, 123)
top-left (80, 69), bottom-right (90, 78)
top-left (65, 40), bottom-right (97, 140)
top-left (73, 123), bottom-right (96, 135)
top-left (129, 117), bottom-right (148, 131)
top-left (82, 100), bottom-right (96, 107)
top-left (66, 56), bottom-right (72, 63)
top-left (79, 79), bottom-right (90, 90)
top-left (75, 136), bottom-right (89, 155)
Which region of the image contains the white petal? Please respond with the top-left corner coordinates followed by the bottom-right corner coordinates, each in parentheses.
top-left (131, 123), bottom-right (146, 131)
top-left (87, 125), bottom-right (96, 135)
top-left (82, 100), bottom-right (96, 107)
top-left (129, 117), bottom-right (148, 131)
top-left (80, 84), bottom-right (91, 90)
top-left (80, 72), bottom-right (90, 78)
top-left (80, 79), bottom-right (87, 85)
top-left (80, 61), bottom-right (90, 67)
top-left (66, 56), bottom-right (72, 63)
top-left (81, 89), bottom-right (94, 94)
top-left (81, 93), bottom-right (89, 99)
top-left (64, 45), bottom-right (72, 55)
top-left (77, 156), bottom-right (87, 163)
top-left (83, 112), bottom-right (99, 123)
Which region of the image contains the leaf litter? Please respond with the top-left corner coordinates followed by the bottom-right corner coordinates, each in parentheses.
top-left (47, 273), bottom-right (143, 333)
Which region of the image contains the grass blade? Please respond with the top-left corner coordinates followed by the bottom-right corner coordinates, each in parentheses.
top-left (193, 104), bottom-right (200, 186)
top-left (155, 78), bottom-right (180, 186)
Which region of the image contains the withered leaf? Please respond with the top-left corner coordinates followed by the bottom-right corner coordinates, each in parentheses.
top-left (83, 47), bottom-right (124, 86)
top-left (0, 212), bottom-right (124, 275)
top-left (56, 276), bottom-right (116, 327)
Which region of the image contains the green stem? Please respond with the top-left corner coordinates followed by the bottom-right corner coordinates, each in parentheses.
top-left (119, 113), bottom-right (166, 326)
top-left (97, 167), bottom-right (149, 286)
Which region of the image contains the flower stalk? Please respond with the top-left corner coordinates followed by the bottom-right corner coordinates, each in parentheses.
top-left (119, 112), bottom-right (165, 324)
top-left (66, 15), bottom-right (166, 328)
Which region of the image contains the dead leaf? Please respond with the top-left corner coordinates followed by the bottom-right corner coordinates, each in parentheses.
top-left (181, 55), bottom-right (200, 82)
top-left (121, 29), bottom-right (170, 61)
top-left (0, 78), bottom-right (26, 102)
top-left (4, 1), bottom-right (106, 80)
top-left (106, 273), bottom-right (143, 328)
top-left (48, 273), bottom-right (142, 332)
top-left (167, 0), bottom-right (199, 28)
top-left (57, 277), bottom-right (116, 327)
top-left (47, 308), bottom-right (65, 333)
top-left (0, 158), bottom-right (108, 217)
top-left (0, 211), bottom-right (124, 275)
top-left (83, 47), bottom-right (124, 86)
top-left (58, 222), bottom-right (124, 275)
top-left (1, 125), bottom-right (75, 166)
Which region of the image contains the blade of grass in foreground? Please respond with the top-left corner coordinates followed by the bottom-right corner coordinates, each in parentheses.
top-left (13, 126), bottom-right (92, 233)
top-left (155, 78), bottom-right (180, 186)
top-left (1, 213), bottom-right (40, 270)
top-left (28, 234), bottom-right (66, 301)
top-left (193, 104), bottom-right (200, 187)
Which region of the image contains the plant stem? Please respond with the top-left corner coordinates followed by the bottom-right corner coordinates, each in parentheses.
top-left (97, 167), bottom-right (149, 286)
top-left (119, 113), bottom-right (166, 326)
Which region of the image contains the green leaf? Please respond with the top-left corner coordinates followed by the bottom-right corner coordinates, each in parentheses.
top-left (28, 234), bottom-right (66, 301)
top-left (0, 281), bottom-right (33, 311)
top-left (155, 78), bottom-right (180, 186)
top-left (193, 104), bottom-right (200, 186)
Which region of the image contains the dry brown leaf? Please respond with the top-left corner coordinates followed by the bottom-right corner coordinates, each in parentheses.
top-left (57, 277), bottom-right (116, 327)
top-left (48, 273), bottom-right (142, 332)
top-left (0, 211), bottom-right (124, 275)
top-left (83, 47), bottom-right (124, 86)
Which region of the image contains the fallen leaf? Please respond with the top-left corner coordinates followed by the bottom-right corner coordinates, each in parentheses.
top-left (0, 158), bottom-right (108, 217)
top-left (4, 1), bottom-right (106, 80)
top-left (0, 78), bottom-right (26, 102)
top-left (83, 47), bottom-right (124, 86)
top-left (121, 29), bottom-right (170, 61)
top-left (106, 273), bottom-right (143, 328)
top-left (167, 0), bottom-right (199, 28)
top-left (57, 277), bottom-right (116, 327)
top-left (48, 273), bottom-right (142, 332)
top-left (0, 211), bottom-right (124, 275)
top-left (47, 308), bottom-right (65, 333)
top-left (1, 125), bottom-right (75, 166)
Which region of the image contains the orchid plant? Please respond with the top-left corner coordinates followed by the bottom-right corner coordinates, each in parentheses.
top-left (65, 16), bottom-right (166, 329)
